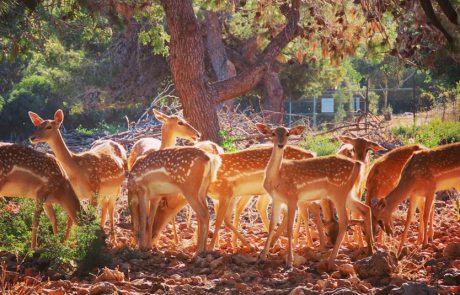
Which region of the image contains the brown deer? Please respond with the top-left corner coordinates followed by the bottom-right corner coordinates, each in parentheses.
top-left (365, 144), bottom-right (427, 244)
top-left (28, 110), bottom-right (126, 242)
top-left (256, 124), bottom-right (373, 267)
top-left (128, 143), bottom-right (221, 252)
top-left (0, 143), bottom-right (81, 249)
top-left (372, 142), bottom-right (460, 255)
top-left (147, 144), bottom-right (316, 250)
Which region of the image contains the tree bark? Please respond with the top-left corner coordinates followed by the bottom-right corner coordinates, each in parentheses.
top-left (261, 70), bottom-right (284, 124)
top-left (161, 0), bottom-right (220, 142)
top-left (204, 11), bottom-right (236, 110)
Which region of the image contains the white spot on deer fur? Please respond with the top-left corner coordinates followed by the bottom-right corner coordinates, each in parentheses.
top-left (135, 167), bottom-right (170, 182)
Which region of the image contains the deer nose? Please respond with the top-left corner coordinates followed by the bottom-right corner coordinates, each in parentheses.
top-left (277, 144), bottom-right (285, 149)
top-left (29, 136), bottom-right (37, 142)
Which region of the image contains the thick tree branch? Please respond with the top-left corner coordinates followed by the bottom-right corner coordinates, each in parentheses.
top-left (419, 0), bottom-right (453, 43)
top-left (435, 0), bottom-right (458, 25)
top-left (212, 0), bottom-right (301, 103)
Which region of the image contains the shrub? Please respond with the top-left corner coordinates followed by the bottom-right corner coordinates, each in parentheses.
top-left (301, 134), bottom-right (341, 156)
top-left (391, 119), bottom-right (460, 147)
top-left (219, 129), bottom-right (238, 152)
top-left (0, 198), bottom-right (107, 273)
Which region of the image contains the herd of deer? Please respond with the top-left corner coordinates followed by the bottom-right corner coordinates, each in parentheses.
top-left (0, 109), bottom-right (458, 268)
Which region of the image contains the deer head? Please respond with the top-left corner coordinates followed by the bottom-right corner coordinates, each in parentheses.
top-left (28, 109), bottom-right (64, 144)
top-left (153, 109), bottom-right (201, 143)
top-left (255, 124), bottom-right (305, 149)
top-left (338, 135), bottom-right (386, 161)
top-left (371, 198), bottom-right (394, 236)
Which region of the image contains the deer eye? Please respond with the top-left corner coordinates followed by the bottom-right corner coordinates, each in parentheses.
top-left (46, 126), bottom-right (52, 130)
top-left (178, 121), bottom-right (184, 126)
top-left (271, 132), bottom-right (275, 136)
top-left (287, 132), bottom-right (290, 136)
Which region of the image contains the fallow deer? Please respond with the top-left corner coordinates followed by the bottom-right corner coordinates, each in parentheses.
top-left (372, 142), bottom-right (460, 255)
top-left (28, 110), bottom-right (126, 242)
top-left (0, 143), bottom-right (81, 249)
top-left (256, 124), bottom-right (373, 267)
top-left (148, 144), bottom-right (316, 250)
top-left (365, 144), bottom-right (427, 244)
top-left (128, 145), bottom-right (221, 252)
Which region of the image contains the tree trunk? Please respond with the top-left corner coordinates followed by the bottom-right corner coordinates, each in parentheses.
top-left (204, 11), bottom-right (236, 110)
top-left (261, 70), bottom-right (284, 124)
top-left (161, 0), bottom-right (220, 142)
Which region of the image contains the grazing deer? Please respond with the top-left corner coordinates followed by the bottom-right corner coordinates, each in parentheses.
top-left (256, 124), bottom-right (373, 267)
top-left (365, 144), bottom-right (427, 244)
top-left (148, 144), bottom-right (317, 250)
top-left (372, 142), bottom-right (460, 255)
top-left (28, 110), bottom-right (126, 242)
top-left (128, 142), bottom-right (221, 252)
top-left (0, 143), bottom-right (81, 249)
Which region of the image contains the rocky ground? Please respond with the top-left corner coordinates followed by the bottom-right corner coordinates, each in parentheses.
top-left (1, 194), bottom-right (459, 295)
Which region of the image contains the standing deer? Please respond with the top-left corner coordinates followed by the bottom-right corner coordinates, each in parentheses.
top-left (372, 142), bottom-right (460, 255)
top-left (128, 143), bottom-right (221, 252)
top-left (0, 143), bottom-right (81, 249)
top-left (256, 124), bottom-right (373, 267)
top-left (365, 144), bottom-right (427, 243)
top-left (28, 110), bottom-right (126, 242)
top-left (147, 144), bottom-right (317, 250)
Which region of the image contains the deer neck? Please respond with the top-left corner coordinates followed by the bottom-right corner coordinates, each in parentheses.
top-left (384, 180), bottom-right (412, 214)
top-left (160, 127), bottom-right (176, 149)
top-left (47, 131), bottom-right (81, 178)
top-left (264, 145), bottom-right (284, 192)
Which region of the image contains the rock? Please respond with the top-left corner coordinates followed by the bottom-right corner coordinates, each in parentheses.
top-left (442, 268), bottom-right (460, 285)
top-left (293, 254), bottom-right (307, 267)
top-left (89, 281), bottom-right (118, 295)
top-left (323, 287), bottom-right (360, 295)
top-left (336, 279), bottom-right (352, 288)
top-left (389, 282), bottom-right (437, 295)
top-left (443, 243), bottom-right (460, 258)
top-left (338, 264), bottom-right (355, 276)
top-left (43, 288), bottom-right (65, 295)
top-left (94, 267), bottom-right (124, 282)
top-left (289, 286), bottom-right (320, 295)
top-left (209, 256), bottom-right (224, 269)
top-left (232, 254), bottom-right (257, 266)
top-left (354, 250), bottom-right (397, 279)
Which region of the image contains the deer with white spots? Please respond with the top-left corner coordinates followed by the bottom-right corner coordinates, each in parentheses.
top-left (372, 142), bottom-right (460, 255)
top-left (128, 137), bottom-right (221, 252)
top-left (28, 110), bottom-right (126, 242)
top-left (148, 144), bottom-right (316, 250)
top-left (365, 144), bottom-right (427, 244)
top-left (256, 124), bottom-right (374, 267)
top-left (0, 143), bottom-right (81, 249)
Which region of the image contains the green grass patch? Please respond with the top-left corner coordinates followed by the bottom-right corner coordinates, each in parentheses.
top-left (391, 119), bottom-right (460, 147)
top-left (300, 134), bottom-right (342, 156)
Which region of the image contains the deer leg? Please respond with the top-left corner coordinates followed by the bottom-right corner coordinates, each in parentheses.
top-left (293, 205), bottom-right (303, 247)
top-left (147, 197), bottom-right (161, 249)
top-left (65, 217), bottom-right (73, 241)
top-left (108, 200), bottom-right (116, 244)
top-left (171, 217), bottom-right (179, 245)
top-left (224, 198), bottom-right (253, 250)
top-left (428, 203), bottom-right (435, 242)
top-left (301, 204), bottom-right (314, 247)
top-left (43, 204), bottom-right (58, 236)
top-left (271, 208), bottom-right (288, 247)
top-left (260, 199), bottom-right (282, 261)
top-left (232, 195), bottom-right (252, 248)
top-left (310, 202), bottom-right (327, 250)
top-left (349, 200), bottom-right (374, 254)
top-left (416, 200), bottom-right (425, 245)
top-left (422, 189), bottom-right (435, 247)
top-left (100, 201), bottom-right (108, 229)
top-left (138, 190), bottom-right (148, 249)
top-left (256, 194), bottom-right (271, 232)
top-left (31, 199), bottom-right (44, 250)
top-left (397, 196), bottom-right (417, 256)
top-left (329, 197), bottom-right (348, 266)
top-left (209, 195), bottom-right (229, 250)
top-left (351, 210), bottom-right (364, 247)
top-left (286, 201), bottom-right (296, 268)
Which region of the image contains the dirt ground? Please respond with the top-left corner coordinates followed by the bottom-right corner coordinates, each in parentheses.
top-left (1, 192), bottom-right (460, 295)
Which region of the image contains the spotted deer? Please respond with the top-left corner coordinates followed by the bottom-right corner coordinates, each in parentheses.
top-left (365, 144), bottom-right (427, 244)
top-left (372, 142), bottom-right (460, 255)
top-left (0, 143), bottom-right (81, 249)
top-left (28, 110), bottom-right (126, 241)
top-left (256, 124), bottom-right (373, 267)
top-left (128, 143), bottom-right (221, 252)
top-left (147, 144), bottom-right (316, 250)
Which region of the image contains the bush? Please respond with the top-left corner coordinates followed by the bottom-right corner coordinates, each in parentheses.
top-left (0, 198), bottom-right (107, 273)
top-left (391, 119), bottom-right (460, 147)
top-left (219, 129), bottom-right (238, 152)
top-left (301, 134), bottom-right (341, 156)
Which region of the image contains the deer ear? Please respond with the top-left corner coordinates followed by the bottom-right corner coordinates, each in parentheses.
top-left (339, 135), bottom-right (353, 144)
top-left (152, 109), bottom-right (170, 122)
top-left (289, 125), bottom-right (305, 136)
top-left (370, 143), bottom-right (386, 153)
top-left (54, 109), bottom-right (64, 125)
top-left (28, 111), bottom-right (44, 127)
top-left (255, 123), bottom-right (272, 136)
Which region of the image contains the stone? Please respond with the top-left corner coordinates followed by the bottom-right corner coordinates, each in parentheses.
top-left (389, 282), bottom-right (437, 295)
top-left (443, 242), bottom-right (460, 258)
top-left (323, 287), bottom-right (360, 295)
top-left (354, 250), bottom-right (397, 279)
